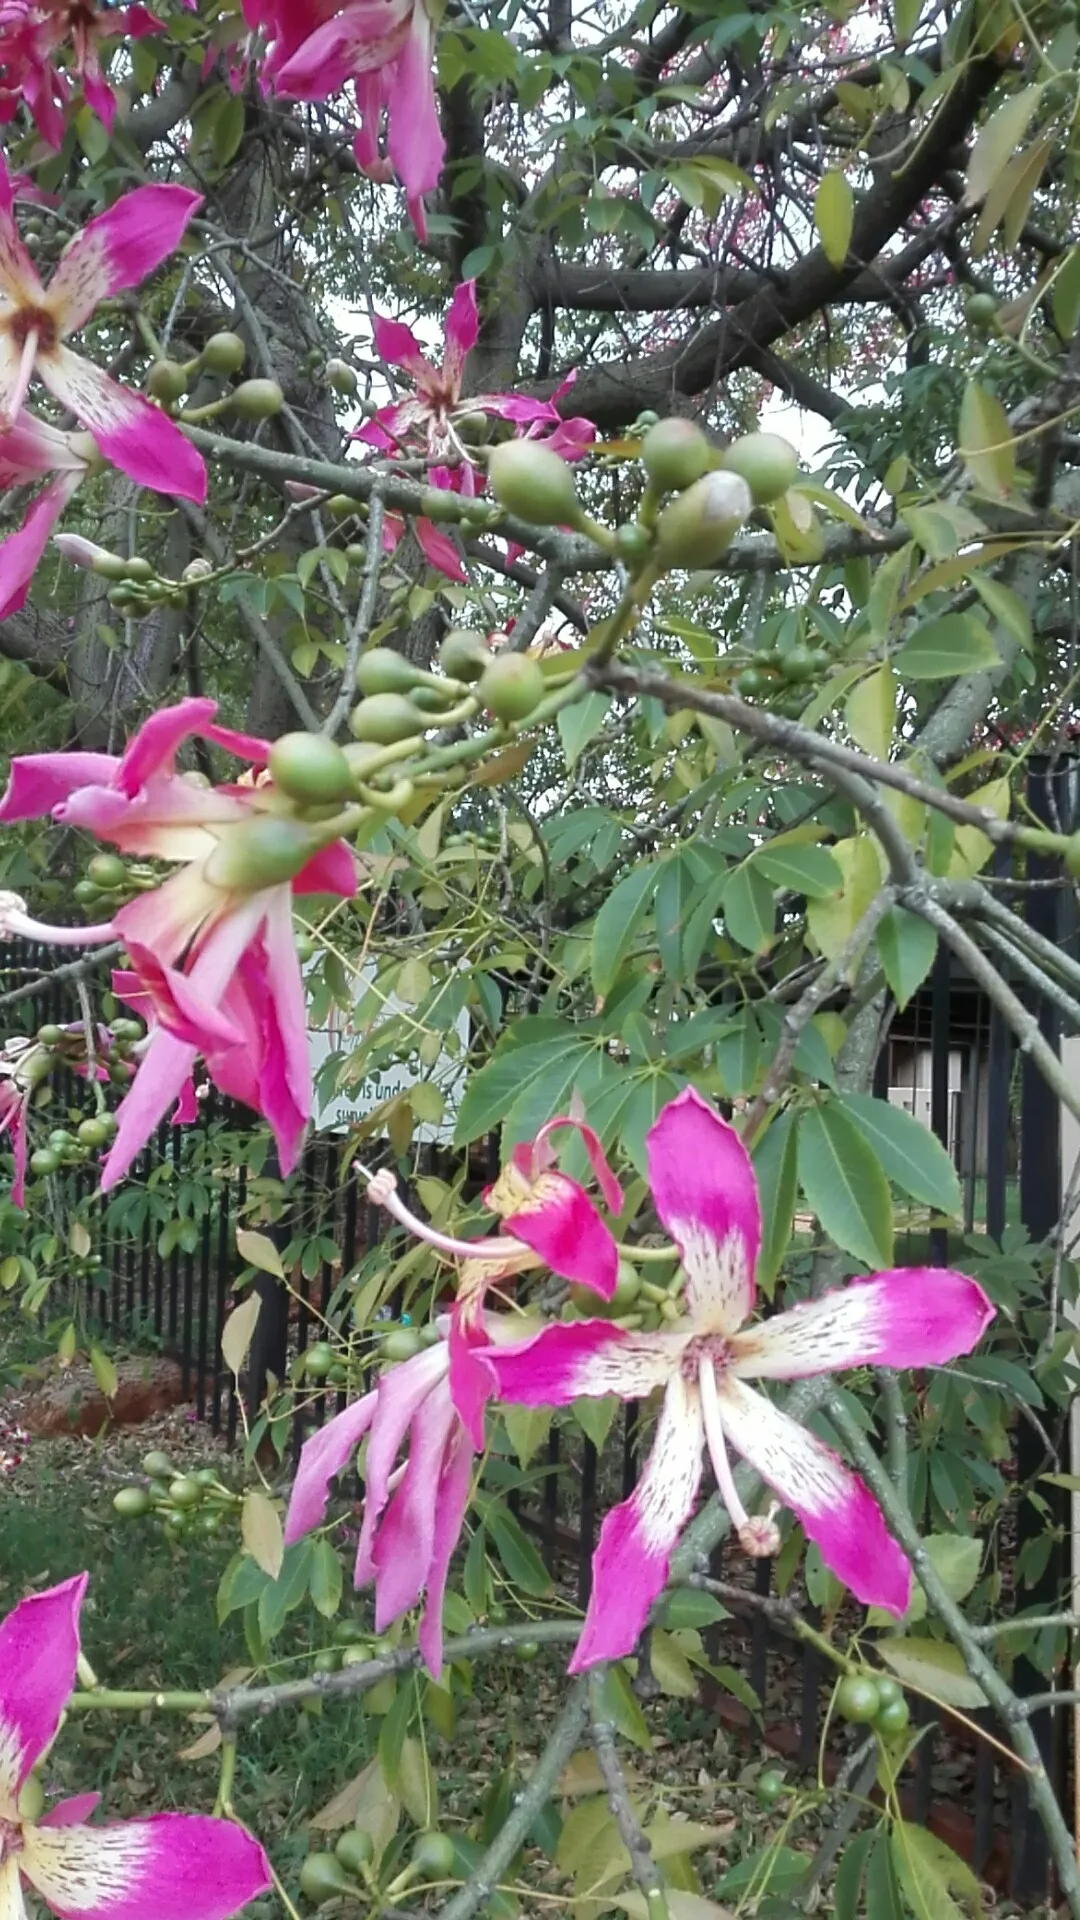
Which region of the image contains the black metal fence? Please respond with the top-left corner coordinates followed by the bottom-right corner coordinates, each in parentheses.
top-left (0, 859), bottom-right (1075, 1900)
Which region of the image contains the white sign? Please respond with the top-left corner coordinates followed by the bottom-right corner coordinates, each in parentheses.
top-left (307, 964), bottom-right (468, 1142)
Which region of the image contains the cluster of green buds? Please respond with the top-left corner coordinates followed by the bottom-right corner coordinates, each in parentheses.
top-left (16, 1018), bottom-right (134, 1174)
top-left (54, 536), bottom-right (219, 618)
top-left (296, 1317), bottom-right (440, 1392)
top-left (112, 1450), bottom-right (239, 1543)
top-left (833, 1669), bottom-right (911, 1739)
top-left (300, 1827), bottom-right (457, 1909)
top-left (562, 1255), bottom-right (683, 1333)
top-left (73, 851), bottom-right (167, 915)
top-left (145, 330), bottom-right (284, 426)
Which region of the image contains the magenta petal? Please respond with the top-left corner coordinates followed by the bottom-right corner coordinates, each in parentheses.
top-left (372, 311), bottom-right (432, 384)
top-left (49, 186), bottom-right (202, 335)
top-left (418, 1426), bottom-right (474, 1676)
top-left (116, 697), bottom-right (220, 793)
top-left (448, 1312), bottom-right (490, 1449)
top-left (36, 346), bottom-right (207, 503)
top-left (647, 1087), bottom-right (760, 1333)
top-left (203, 721), bottom-right (271, 766)
top-left (569, 1375), bottom-right (703, 1671)
top-left (716, 1375), bottom-right (911, 1615)
top-left (0, 1573), bottom-right (86, 1804)
top-left (119, 939), bottom-right (245, 1051)
top-left (39, 1792), bottom-right (102, 1828)
top-left (0, 749), bottom-right (118, 823)
top-left (5, 1086), bottom-right (28, 1208)
top-left (503, 1174), bottom-right (619, 1298)
top-left (254, 890), bottom-right (312, 1173)
top-left (481, 1320), bottom-right (677, 1407)
top-left (371, 1380), bottom-right (456, 1628)
top-left (171, 1078), bottom-right (199, 1125)
top-left (386, 0), bottom-right (444, 230)
top-left (100, 1029), bottom-right (198, 1192)
top-left (730, 1268), bottom-right (995, 1381)
top-left (533, 1114), bottom-right (622, 1213)
top-left (285, 1393), bottom-right (377, 1543)
top-left (0, 472), bottom-right (82, 619)
top-left (293, 840), bottom-right (358, 897)
top-left (354, 1345), bottom-right (447, 1577)
top-left (414, 516), bottom-right (466, 581)
top-left (443, 281), bottom-right (478, 395)
top-left (23, 1810), bottom-right (272, 1920)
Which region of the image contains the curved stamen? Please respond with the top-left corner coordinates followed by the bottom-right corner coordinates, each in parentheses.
top-left (0, 891), bottom-right (116, 947)
top-left (698, 1353), bottom-right (750, 1534)
top-left (358, 1162), bottom-right (529, 1262)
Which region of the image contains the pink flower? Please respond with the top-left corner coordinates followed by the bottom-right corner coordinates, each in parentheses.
top-left (0, 0), bottom-right (166, 144)
top-left (254, 0), bottom-right (443, 238)
top-left (353, 283), bottom-right (594, 580)
top-left (284, 1337), bottom-right (474, 1676)
top-left (481, 1087), bottom-right (995, 1672)
top-left (0, 1044), bottom-right (38, 1205)
top-left (0, 699), bottom-right (357, 1185)
top-left (0, 1574), bottom-right (272, 1919)
top-left (0, 156), bottom-right (206, 502)
top-left (356, 281), bottom-right (576, 469)
top-left (0, 414), bottom-right (90, 618)
top-left (360, 1115), bottom-right (622, 1446)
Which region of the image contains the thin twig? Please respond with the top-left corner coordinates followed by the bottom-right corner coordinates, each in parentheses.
top-left (588, 1670), bottom-right (669, 1920)
top-left (322, 486), bottom-right (386, 738)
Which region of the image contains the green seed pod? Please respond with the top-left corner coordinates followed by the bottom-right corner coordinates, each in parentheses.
top-left (439, 628), bottom-right (490, 682)
top-left (77, 1117), bottom-right (110, 1149)
top-left (304, 1341), bottom-right (334, 1379)
top-left (411, 1830), bottom-right (457, 1877)
top-left (615, 522), bottom-right (653, 565)
top-left (965, 291), bottom-right (998, 330)
top-left (349, 694), bottom-right (426, 746)
top-left (875, 1697), bottom-right (911, 1736)
top-left (719, 431), bottom-right (799, 506)
top-left (29, 1147), bottom-right (61, 1177)
top-left (73, 880), bottom-right (102, 905)
top-left (142, 1449), bottom-right (175, 1479)
top-left (355, 647), bottom-right (426, 697)
top-left (268, 733), bottom-right (353, 806)
top-left (201, 331), bottom-right (247, 375)
top-left (299, 1852), bottom-right (354, 1903)
top-left (36, 1024), bottom-right (64, 1047)
top-left (640, 417), bottom-right (712, 492)
top-left (147, 360), bottom-right (188, 404)
top-left (124, 557), bottom-right (155, 584)
top-left (835, 1674), bottom-right (881, 1724)
top-left (87, 854), bottom-right (127, 890)
top-left (380, 1326), bottom-right (424, 1363)
top-left (654, 471), bottom-right (753, 569)
top-left (477, 653), bottom-right (545, 724)
top-left (204, 817), bottom-right (324, 892)
top-left (113, 1485), bottom-right (152, 1519)
top-left (168, 1476), bottom-right (202, 1510)
top-left (17, 1772), bottom-right (45, 1822)
top-left (326, 358), bottom-right (359, 397)
top-left (755, 1767), bottom-right (786, 1808)
top-left (487, 440), bottom-right (580, 526)
top-left (335, 1829), bottom-right (375, 1874)
top-left (229, 379), bottom-right (284, 420)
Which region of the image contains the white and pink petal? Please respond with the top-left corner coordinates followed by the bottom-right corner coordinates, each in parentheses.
top-left (21, 1809), bottom-right (271, 1920)
top-left (47, 186), bottom-right (201, 336)
top-left (647, 1087), bottom-right (760, 1334)
top-left (284, 1392), bottom-right (377, 1543)
top-left (569, 1373), bottom-right (703, 1671)
top-left (729, 1268), bottom-right (994, 1382)
top-left (481, 1320), bottom-right (683, 1408)
top-left (34, 346), bottom-right (207, 504)
top-left (0, 1574), bottom-right (86, 1808)
top-left (715, 1374), bottom-right (911, 1616)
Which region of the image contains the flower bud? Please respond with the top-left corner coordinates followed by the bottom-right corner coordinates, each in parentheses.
top-left (349, 694), bottom-right (426, 746)
top-left (200, 330), bottom-right (246, 375)
top-left (640, 417), bottom-right (712, 492)
top-left (204, 816), bottom-right (325, 891)
top-left (268, 732), bottom-right (354, 806)
top-left (477, 652), bottom-right (545, 723)
top-left (654, 471), bottom-right (752, 569)
top-left (719, 431), bottom-right (799, 506)
top-left (325, 357), bottom-right (358, 397)
top-left (487, 440), bottom-right (580, 526)
top-left (355, 647), bottom-right (426, 697)
top-left (182, 557), bottom-right (214, 583)
top-left (439, 628), bottom-right (489, 682)
top-left (229, 379), bottom-right (284, 420)
top-left (53, 534), bottom-right (122, 574)
top-left (146, 359), bottom-right (189, 404)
